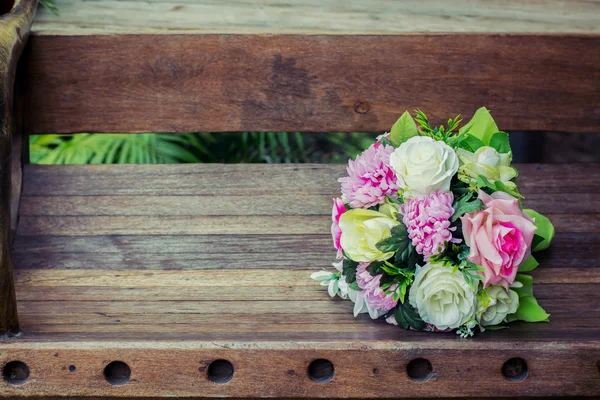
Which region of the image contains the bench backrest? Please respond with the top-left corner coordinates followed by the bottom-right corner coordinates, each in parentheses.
top-left (22, 34), bottom-right (600, 135)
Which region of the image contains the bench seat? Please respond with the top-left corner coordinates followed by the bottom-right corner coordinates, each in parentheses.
top-left (3, 162), bottom-right (599, 397)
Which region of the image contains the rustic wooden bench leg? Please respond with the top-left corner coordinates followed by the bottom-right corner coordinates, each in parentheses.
top-left (0, 0), bottom-right (37, 338)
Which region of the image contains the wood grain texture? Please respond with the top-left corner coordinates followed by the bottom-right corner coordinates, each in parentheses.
top-left (1, 341), bottom-right (599, 398)
top-left (31, 0), bottom-right (600, 35)
top-left (0, 0), bottom-right (38, 338)
top-left (4, 163), bottom-right (600, 397)
top-left (23, 34), bottom-right (600, 134)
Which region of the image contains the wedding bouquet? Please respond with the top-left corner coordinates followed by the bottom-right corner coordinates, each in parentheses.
top-left (312, 108), bottom-right (554, 336)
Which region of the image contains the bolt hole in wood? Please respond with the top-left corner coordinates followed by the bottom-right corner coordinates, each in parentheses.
top-left (406, 358), bottom-right (433, 382)
top-left (2, 361), bottom-right (30, 385)
top-left (207, 360), bottom-right (234, 384)
top-left (308, 359), bottom-right (334, 383)
top-left (104, 361), bottom-right (131, 385)
top-left (502, 358), bottom-right (529, 382)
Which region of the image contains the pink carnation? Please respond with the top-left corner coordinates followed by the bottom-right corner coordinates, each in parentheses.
top-left (331, 198), bottom-right (346, 258)
top-left (461, 190), bottom-right (537, 289)
top-left (402, 190), bottom-right (460, 259)
top-left (339, 143), bottom-right (399, 208)
top-left (356, 262), bottom-right (398, 312)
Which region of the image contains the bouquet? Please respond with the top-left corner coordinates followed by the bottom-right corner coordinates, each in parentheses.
top-left (312, 108), bottom-right (554, 336)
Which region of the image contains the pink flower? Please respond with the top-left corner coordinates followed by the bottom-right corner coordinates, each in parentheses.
top-left (339, 143), bottom-right (399, 208)
top-left (461, 190), bottom-right (537, 289)
top-left (331, 198), bottom-right (346, 258)
top-left (402, 190), bottom-right (460, 259)
top-left (356, 262), bottom-right (398, 312)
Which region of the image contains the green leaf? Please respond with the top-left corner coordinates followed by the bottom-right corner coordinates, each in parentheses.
top-left (379, 137), bottom-right (393, 147)
top-left (457, 134), bottom-right (485, 152)
top-left (451, 192), bottom-right (485, 222)
top-left (485, 325), bottom-right (508, 331)
top-left (342, 259), bottom-right (359, 284)
top-left (507, 296), bottom-right (550, 323)
top-left (513, 274), bottom-right (533, 298)
top-left (375, 224), bottom-right (409, 254)
top-left (524, 209), bottom-right (555, 252)
top-left (459, 107), bottom-right (499, 145)
top-left (519, 255), bottom-right (539, 272)
top-left (489, 131), bottom-right (511, 153)
top-left (390, 111), bottom-right (418, 147)
top-left (394, 300), bottom-right (425, 330)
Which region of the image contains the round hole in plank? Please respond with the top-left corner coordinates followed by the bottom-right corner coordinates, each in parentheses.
top-left (502, 358), bottom-right (529, 382)
top-left (207, 360), bottom-right (234, 383)
top-left (407, 358), bottom-right (433, 382)
top-left (3, 361), bottom-right (30, 385)
top-left (308, 359), bottom-right (334, 383)
top-left (104, 361), bottom-right (131, 385)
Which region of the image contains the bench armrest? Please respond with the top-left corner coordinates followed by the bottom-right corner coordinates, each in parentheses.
top-left (0, 0), bottom-right (37, 338)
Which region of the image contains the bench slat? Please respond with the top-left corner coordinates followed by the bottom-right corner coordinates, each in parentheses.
top-left (5, 163), bottom-right (600, 397)
top-left (24, 34), bottom-right (600, 134)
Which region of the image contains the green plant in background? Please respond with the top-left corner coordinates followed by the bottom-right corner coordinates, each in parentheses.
top-left (30, 133), bottom-right (208, 164)
top-left (30, 132), bottom-right (378, 164)
top-left (39, 0), bottom-right (58, 15)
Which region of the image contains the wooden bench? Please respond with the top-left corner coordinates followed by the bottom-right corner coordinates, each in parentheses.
top-left (0, 0), bottom-right (599, 397)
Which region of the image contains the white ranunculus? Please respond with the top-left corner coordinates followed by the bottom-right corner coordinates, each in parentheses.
top-left (409, 263), bottom-right (476, 330)
top-left (456, 146), bottom-right (516, 188)
top-left (389, 136), bottom-right (459, 196)
top-left (477, 286), bottom-right (519, 327)
top-left (339, 208), bottom-right (399, 262)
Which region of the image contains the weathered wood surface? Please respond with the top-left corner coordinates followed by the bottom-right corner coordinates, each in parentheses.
top-left (1, 163), bottom-right (599, 397)
top-left (0, 0), bottom-right (38, 338)
top-left (32, 0), bottom-right (600, 35)
top-left (23, 34), bottom-right (600, 134)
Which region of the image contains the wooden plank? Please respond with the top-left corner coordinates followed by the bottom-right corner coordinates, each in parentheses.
top-left (15, 213), bottom-right (598, 236)
top-left (12, 268), bottom-right (600, 289)
top-left (32, 0), bottom-right (600, 35)
top-left (0, 341), bottom-right (599, 397)
top-left (23, 34), bottom-right (600, 134)
top-left (21, 164), bottom-right (600, 196)
top-left (12, 233), bottom-right (598, 271)
top-left (17, 192), bottom-right (600, 216)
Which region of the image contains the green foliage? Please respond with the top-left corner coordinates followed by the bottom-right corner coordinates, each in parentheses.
top-left (30, 133), bottom-right (206, 164)
top-left (39, 0), bottom-right (59, 15)
top-left (476, 174), bottom-right (523, 199)
top-left (519, 255), bottom-right (539, 272)
top-left (342, 259), bottom-right (359, 284)
top-left (380, 261), bottom-right (414, 303)
top-left (393, 300), bottom-right (425, 330)
top-left (489, 131), bottom-right (512, 153)
top-left (389, 111), bottom-right (418, 147)
top-left (451, 191), bottom-right (485, 222)
top-left (375, 223), bottom-right (409, 254)
top-left (31, 132), bottom-right (377, 165)
top-left (457, 134), bottom-right (485, 152)
top-left (458, 107), bottom-right (499, 145)
top-left (524, 209), bottom-right (555, 252)
top-left (430, 244), bottom-right (484, 289)
top-left (414, 110), bottom-right (466, 147)
top-left (508, 274), bottom-right (550, 323)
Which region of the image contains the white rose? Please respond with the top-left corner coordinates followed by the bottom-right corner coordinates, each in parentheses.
top-left (389, 136), bottom-right (459, 196)
top-left (409, 263), bottom-right (476, 330)
top-left (339, 208), bottom-right (399, 262)
top-left (456, 146), bottom-right (516, 188)
top-left (477, 286), bottom-right (519, 327)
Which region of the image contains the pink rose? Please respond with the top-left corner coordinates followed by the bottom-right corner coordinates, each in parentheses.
top-left (331, 198), bottom-right (346, 258)
top-left (461, 190), bottom-right (537, 289)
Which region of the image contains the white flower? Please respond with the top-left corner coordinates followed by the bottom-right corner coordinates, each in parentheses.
top-left (409, 263), bottom-right (476, 330)
top-left (456, 146), bottom-right (516, 188)
top-left (389, 136), bottom-right (459, 196)
top-left (477, 286), bottom-right (519, 327)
